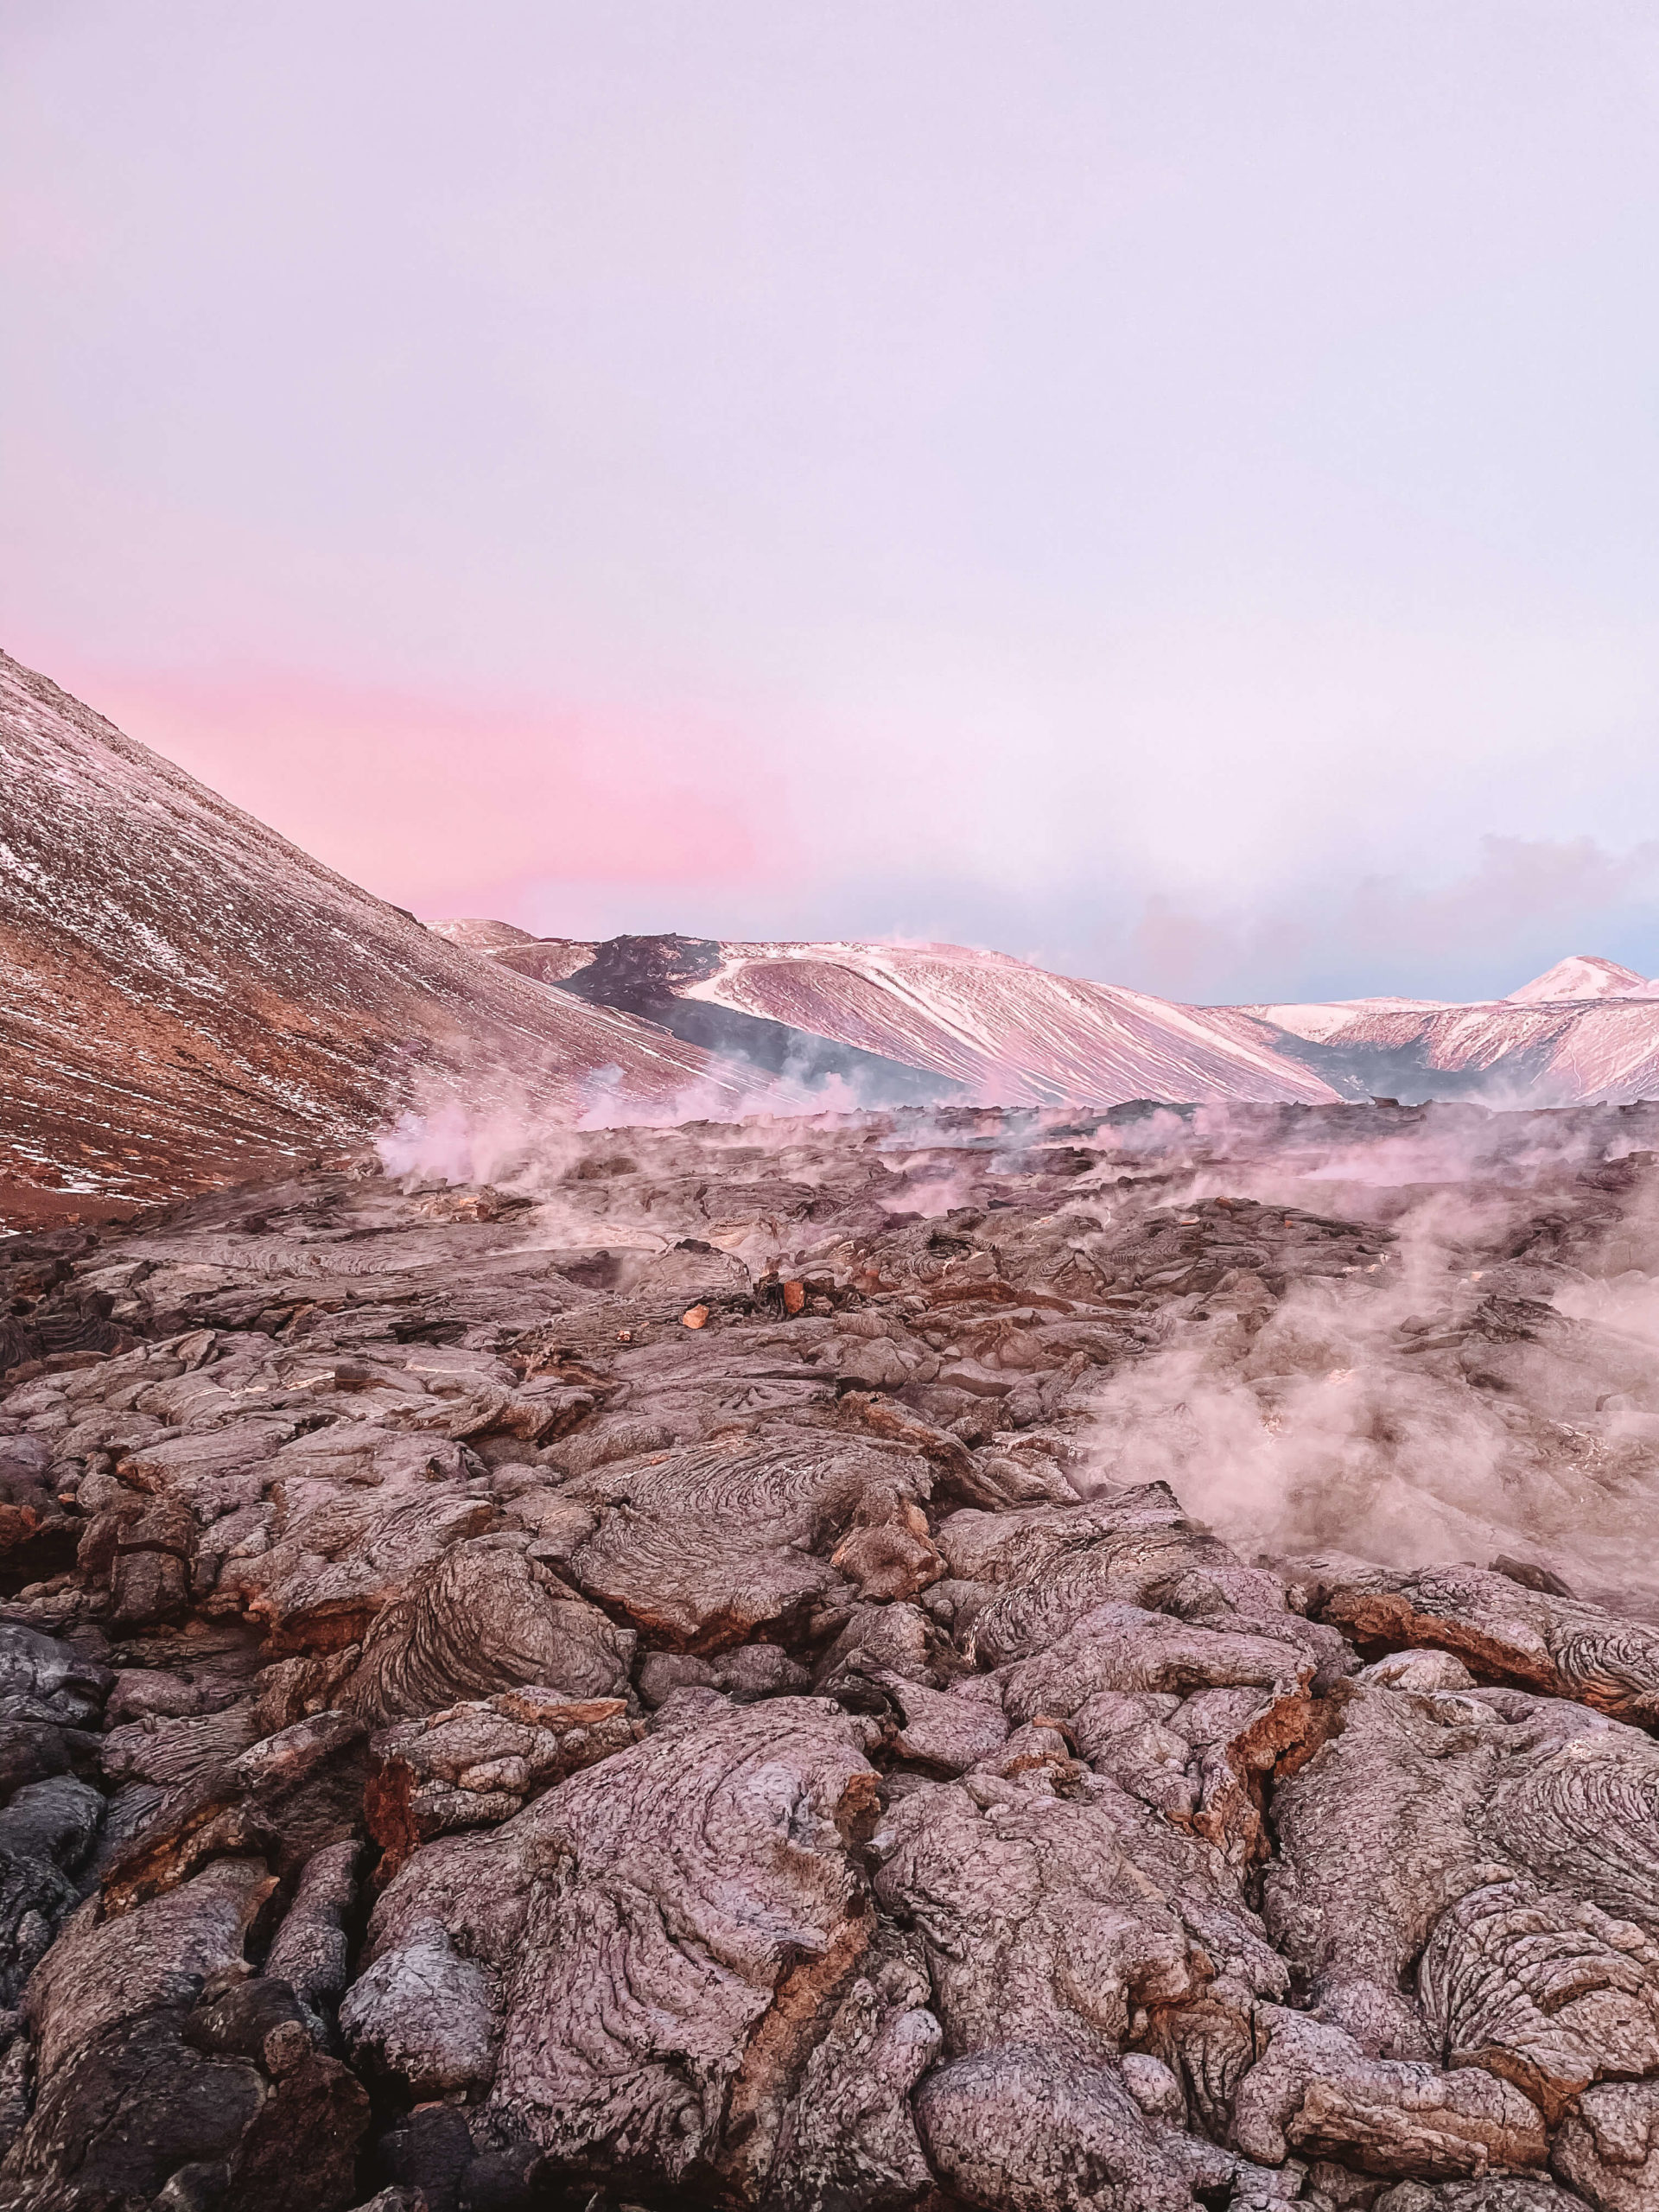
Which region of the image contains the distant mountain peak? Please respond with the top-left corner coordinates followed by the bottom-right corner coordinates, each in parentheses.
top-left (1505, 954), bottom-right (1651, 1005)
top-left (485, 931), bottom-right (1343, 1109)
top-left (424, 917), bottom-right (538, 949)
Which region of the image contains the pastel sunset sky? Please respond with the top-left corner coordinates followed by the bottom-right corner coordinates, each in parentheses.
top-left (6, 3), bottom-right (1659, 1002)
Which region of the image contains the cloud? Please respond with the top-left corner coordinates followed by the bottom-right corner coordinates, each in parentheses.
top-left (1089, 836), bottom-right (1659, 1006)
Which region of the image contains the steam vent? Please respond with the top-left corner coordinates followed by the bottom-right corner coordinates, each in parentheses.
top-left (8, 674), bottom-right (1659, 2212)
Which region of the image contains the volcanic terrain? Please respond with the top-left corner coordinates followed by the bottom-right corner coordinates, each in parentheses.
top-left (452, 923), bottom-right (1659, 1116)
top-left (447, 929), bottom-right (1345, 1109)
top-left (1234, 956), bottom-right (1659, 1107)
top-left (11, 651), bottom-right (1659, 2210)
top-left (12, 648), bottom-right (1659, 1249)
top-left (0, 654), bottom-right (754, 1230)
top-left (4, 1097), bottom-right (1659, 2209)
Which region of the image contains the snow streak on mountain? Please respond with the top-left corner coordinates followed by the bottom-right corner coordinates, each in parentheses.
top-left (0, 654), bottom-right (754, 1224)
top-left (454, 927), bottom-right (1659, 1117)
top-left (456, 931), bottom-right (1344, 1110)
top-left (10, 645), bottom-right (1659, 1235)
top-left (1239, 961), bottom-right (1659, 1106)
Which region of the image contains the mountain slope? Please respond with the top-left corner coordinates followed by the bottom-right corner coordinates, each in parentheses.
top-left (648, 937), bottom-right (1348, 1104)
top-left (690, 941), bottom-right (1659, 1106)
top-left (454, 929), bottom-right (1344, 1108)
top-left (453, 925), bottom-right (1659, 1110)
top-left (1236, 957), bottom-right (1659, 1103)
top-left (1506, 953), bottom-right (1655, 1004)
top-left (0, 652), bottom-right (757, 1223)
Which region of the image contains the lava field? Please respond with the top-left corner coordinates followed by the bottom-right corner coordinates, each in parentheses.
top-left (3, 1099), bottom-right (1659, 2209)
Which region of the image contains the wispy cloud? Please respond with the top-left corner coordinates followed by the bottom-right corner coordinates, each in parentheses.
top-left (1116, 836), bottom-right (1659, 1005)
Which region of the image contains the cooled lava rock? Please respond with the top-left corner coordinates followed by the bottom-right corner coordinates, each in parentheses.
top-left (2, 1097), bottom-right (1659, 2208)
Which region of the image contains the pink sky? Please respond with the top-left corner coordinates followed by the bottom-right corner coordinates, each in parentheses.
top-left (6, 3), bottom-right (1659, 998)
top-left (52, 659), bottom-right (789, 916)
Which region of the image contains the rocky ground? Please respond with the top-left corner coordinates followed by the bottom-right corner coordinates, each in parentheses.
top-left (3, 1098), bottom-right (1659, 2210)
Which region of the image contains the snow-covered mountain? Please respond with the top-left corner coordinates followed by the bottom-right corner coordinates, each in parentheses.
top-left (691, 936), bottom-right (1344, 1105)
top-left (1505, 953), bottom-right (1659, 1004)
top-left (1234, 957), bottom-right (1659, 1103)
top-left (448, 930), bottom-right (1659, 1111)
top-left (10, 634), bottom-right (1658, 1238)
top-left (0, 653), bottom-right (759, 1223)
top-left (442, 929), bottom-right (1344, 1108)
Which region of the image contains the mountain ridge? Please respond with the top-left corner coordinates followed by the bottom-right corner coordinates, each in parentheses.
top-left (0, 651), bottom-right (760, 1226)
top-left (445, 928), bottom-right (1347, 1109)
top-left (8, 637), bottom-right (1658, 1238)
top-left (444, 921), bottom-right (1659, 1113)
